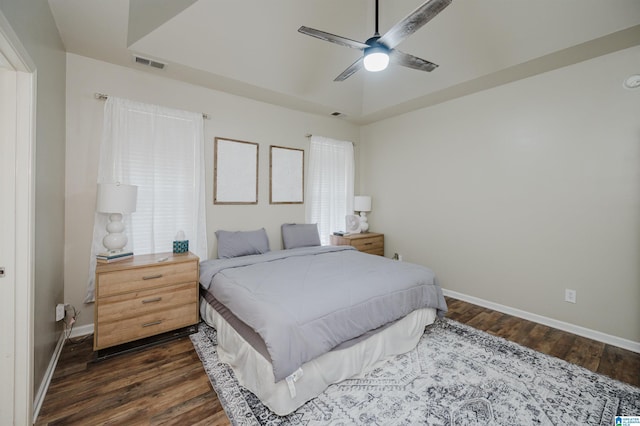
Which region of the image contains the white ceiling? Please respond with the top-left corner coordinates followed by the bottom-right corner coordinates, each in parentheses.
top-left (48, 0), bottom-right (640, 124)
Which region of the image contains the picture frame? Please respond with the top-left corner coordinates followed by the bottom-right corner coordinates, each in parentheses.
top-left (214, 137), bottom-right (259, 204)
top-left (270, 145), bottom-right (304, 204)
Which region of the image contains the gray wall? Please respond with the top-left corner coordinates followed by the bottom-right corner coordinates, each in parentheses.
top-left (64, 53), bottom-right (360, 328)
top-left (0, 0), bottom-right (66, 394)
top-left (360, 46), bottom-right (640, 343)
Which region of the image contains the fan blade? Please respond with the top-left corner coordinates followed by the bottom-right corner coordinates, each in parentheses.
top-left (378, 0), bottom-right (452, 49)
top-left (391, 49), bottom-right (438, 72)
top-left (334, 57), bottom-right (363, 82)
top-left (298, 26), bottom-right (369, 50)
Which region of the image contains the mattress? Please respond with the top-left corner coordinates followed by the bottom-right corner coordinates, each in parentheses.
top-left (199, 246), bottom-right (447, 382)
top-left (200, 297), bottom-right (437, 416)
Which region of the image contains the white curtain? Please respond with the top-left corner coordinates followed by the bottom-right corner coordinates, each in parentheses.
top-left (85, 97), bottom-right (208, 302)
top-left (305, 135), bottom-right (355, 245)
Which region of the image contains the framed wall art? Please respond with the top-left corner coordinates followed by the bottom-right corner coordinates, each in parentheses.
top-left (214, 137), bottom-right (259, 204)
top-left (270, 145), bottom-right (304, 204)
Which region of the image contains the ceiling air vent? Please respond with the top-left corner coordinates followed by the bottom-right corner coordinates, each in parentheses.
top-left (133, 55), bottom-right (166, 70)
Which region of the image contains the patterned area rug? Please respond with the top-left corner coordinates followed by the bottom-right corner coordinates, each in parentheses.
top-left (190, 319), bottom-right (640, 425)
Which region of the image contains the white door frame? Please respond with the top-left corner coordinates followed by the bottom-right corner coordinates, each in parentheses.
top-left (0, 9), bottom-right (36, 425)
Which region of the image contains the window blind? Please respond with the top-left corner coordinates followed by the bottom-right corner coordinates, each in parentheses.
top-left (85, 97), bottom-right (207, 302)
top-left (306, 136), bottom-right (354, 245)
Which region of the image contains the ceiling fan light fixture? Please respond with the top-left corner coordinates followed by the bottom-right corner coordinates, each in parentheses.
top-left (299, 0), bottom-right (451, 81)
top-left (363, 46), bottom-right (389, 72)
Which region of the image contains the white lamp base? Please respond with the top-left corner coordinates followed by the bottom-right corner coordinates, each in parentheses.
top-left (359, 212), bottom-right (369, 233)
top-left (103, 213), bottom-right (128, 253)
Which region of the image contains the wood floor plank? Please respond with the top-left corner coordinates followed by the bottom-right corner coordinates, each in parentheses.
top-left (77, 369), bottom-right (211, 425)
top-left (46, 365), bottom-right (210, 425)
top-left (597, 344), bottom-right (640, 387)
top-left (35, 336), bottom-right (228, 426)
top-left (444, 298), bottom-right (489, 323)
top-left (563, 335), bottom-right (604, 372)
top-left (506, 318), bottom-right (537, 346)
top-left (487, 314), bottom-right (521, 339)
top-left (39, 351), bottom-right (201, 417)
top-left (465, 310), bottom-right (503, 332)
top-left (151, 392), bottom-right (223, 425)
top-left (36, 298), bottom-right (638, 425)
top-left (44, 338), bottom-right (197, 399)
top-left (443, 298), bottom-right (464, 315)
top-left (547, 331), bottom-right (577, 360)
top-left (518, 323), bottom-right (551, 351)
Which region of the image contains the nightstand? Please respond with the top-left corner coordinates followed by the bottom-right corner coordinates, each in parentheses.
top-left (330, 232), bottom-right (384, 256)
top-left (94, 252), bottom-right (200, 357)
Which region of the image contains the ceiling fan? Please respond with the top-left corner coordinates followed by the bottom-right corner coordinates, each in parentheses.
top-left (298, 0), bottom-right (452, 82)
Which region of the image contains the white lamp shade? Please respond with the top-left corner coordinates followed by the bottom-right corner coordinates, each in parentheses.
top-left (96, 183), bottom-right (138, 214)
top-left (354, 195), bottom-right (372, 212)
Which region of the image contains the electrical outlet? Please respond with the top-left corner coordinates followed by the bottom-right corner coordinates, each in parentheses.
top-left (56, 303), bottom-right (66, 321)
top-left (564, 289), bottom-right (577, 304)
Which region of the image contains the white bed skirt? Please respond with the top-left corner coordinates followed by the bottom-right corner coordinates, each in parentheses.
top-left (200, 298), bottom-right (437, 416)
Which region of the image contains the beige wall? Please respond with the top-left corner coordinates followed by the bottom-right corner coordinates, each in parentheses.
top-left (64, 53), bottom-right (360, 328)
top-left (0, 0), bottom-right (66, 396)
top-left (360, 46), bottom-right (640, 342)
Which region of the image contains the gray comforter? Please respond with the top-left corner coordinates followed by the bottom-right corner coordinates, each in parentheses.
top-left (199, 245), bottom-right (447, 382)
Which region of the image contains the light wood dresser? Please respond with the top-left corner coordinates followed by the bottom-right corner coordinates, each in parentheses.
top-left (94, 252), bottom-right (199, 357)
top-left (329, 232), bottom-right (384, 256)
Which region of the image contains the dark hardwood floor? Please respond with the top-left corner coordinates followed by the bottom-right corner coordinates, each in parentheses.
top-left (445, 297), bottom-right (640, 387)
top-left (35, 297), bottom-right (639, 424)
top-left (35, 335), bottom-right (229, 425)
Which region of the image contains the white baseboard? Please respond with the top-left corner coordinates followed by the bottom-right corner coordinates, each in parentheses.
top-left (70, 323), bottom-right (94, 339)
top-left (442, 289), bottom-right (640, 354)
top-left (32, 323), bottom-right (94, 423)
top-left (32, 331), bottom-right (65, 424)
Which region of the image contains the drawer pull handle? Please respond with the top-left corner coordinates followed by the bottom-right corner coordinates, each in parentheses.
top-left (142, 320), bottom-right (162, 327)
top-left (142, 297), bottom-right (162, 304)
top-left (142, 274), bottom-right (163, 280)
top-left (363, 242), bottom-right (373, 245)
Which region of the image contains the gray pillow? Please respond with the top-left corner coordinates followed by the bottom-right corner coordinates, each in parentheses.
top-left (215, 228), bottom-right (270, 259)
top-left (281, 223), bottom-right (321, 249)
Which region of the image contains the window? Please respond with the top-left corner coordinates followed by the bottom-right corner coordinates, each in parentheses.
top-left (86, 97), bottom-right (207, 301)
top-left (305, 136), bottom-right (354, 245)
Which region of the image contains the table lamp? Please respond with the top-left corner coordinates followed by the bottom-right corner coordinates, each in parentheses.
top-left (96, 182), bottom-right (137, 254)
top-left (354, 195), bottom-right (372, 233)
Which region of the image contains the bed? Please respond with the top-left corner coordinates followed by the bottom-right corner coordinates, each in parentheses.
top-left (198, 226), bottom-right (447, 416)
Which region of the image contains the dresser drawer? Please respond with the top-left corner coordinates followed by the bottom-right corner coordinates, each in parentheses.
top-left (97, 261), bottom-right (198, 298)
top-left (350, 236), bottom-right (384, 252)
top-left (361, 247), bottom-right (384, 256)
top-left (96, 282), bottom-right (197, 323)
top-left (95, 303), bottom-right (198, 349)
